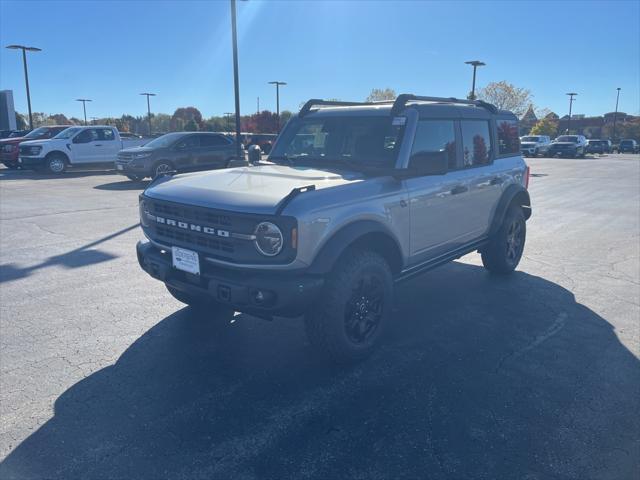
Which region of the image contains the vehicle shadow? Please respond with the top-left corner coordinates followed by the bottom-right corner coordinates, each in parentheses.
top-left (93, 179), bottom-right (150, 191)
top-left (0, 224), bottom-right (138, 283)
top-left (0, 168), bottom-right (116, 181)
top-left (1, 262), bottom-right (638, 479)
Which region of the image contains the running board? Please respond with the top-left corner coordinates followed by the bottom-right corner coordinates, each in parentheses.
top-left (394, 238), bottom-right (488, 284)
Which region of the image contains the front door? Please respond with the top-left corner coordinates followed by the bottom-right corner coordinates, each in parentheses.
top-left (70, 128), bottom-right (101, 163)
top-left (172, 135), bottom-right (200, 170)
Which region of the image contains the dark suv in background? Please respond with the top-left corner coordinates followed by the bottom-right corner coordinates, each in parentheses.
top-left (618, 139), bottom-right (639, 154)
top-left (115, 132), bottom-right (245, 180)
top-left (0, 125), bottom-right (71, 169)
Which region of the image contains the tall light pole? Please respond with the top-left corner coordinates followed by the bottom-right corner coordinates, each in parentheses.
top-left (464, 60), bottom-right (485, 100)
top-left (6, 45), bottom-right (41, 130)
top-left (268, 81), bottom-right (286, 131)
top-left (224, 112), bottom-right (233, 131)
top-left (230, 0), bottom-right (243, 159)
top-left (566, 93), bottom-right (577, 134)
top-left (612, 87), bottom-right (621, 142)
top-left (75, 99), bottom-right (92, 126)
top-left (140, 92), bottom-right (156, 135)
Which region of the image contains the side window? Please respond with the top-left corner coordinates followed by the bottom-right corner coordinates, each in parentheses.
top-left (175, 135), bottom-right (200, 149)
top-left (461, 120), bottom-right (492, 167)
top-left (74, 129), bottom-right (98, 144)
top-left (97, 128), bottom-right (115, 141)
top-left (410, 120), bottom-right (457, 169)
top-left (200, 135), bottom-right (230, 147)
top-left (497, 119), bottom-right (520, 155)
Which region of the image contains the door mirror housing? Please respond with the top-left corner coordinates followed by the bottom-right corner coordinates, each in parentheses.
top-left (399, 150), bottom-right (449, 177)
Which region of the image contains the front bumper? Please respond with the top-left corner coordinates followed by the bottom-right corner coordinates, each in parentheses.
top-left (115, 160), bottom-right (149, 176)
top-left (136, 240), bottom-right (324, 317)
top-left (521, 146), bottom-right (537, 155)
top-left (18, 156), bottom-right (46, 168)
top-left (1, 151), bottom-right (19, 167)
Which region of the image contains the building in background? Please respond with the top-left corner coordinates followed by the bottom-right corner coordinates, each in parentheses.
top-left (0, 90), bottom-right (17, 131)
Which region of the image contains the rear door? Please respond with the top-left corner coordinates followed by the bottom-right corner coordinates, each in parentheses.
top-left (197, 134), bottom-right (232, 169)
top-left (95, 128), bottom-right (120, 162)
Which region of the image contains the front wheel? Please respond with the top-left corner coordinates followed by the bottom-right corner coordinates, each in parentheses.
top-left (45, 154), bottom-right (67, 174)
top-left (304, 249), bottom-right (393, 363)
top-left (152, 161), bottom-right (174, 179)
top-left (481, 206), bottom-right (526, 274)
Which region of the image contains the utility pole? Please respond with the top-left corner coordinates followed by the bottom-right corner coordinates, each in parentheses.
top-left (6, 45), bottom-right (41, 129)
top-left (76, 98), bottom-right (92, 125)
top-left (268, 81), bottom-right (287, 131)
top-left (140, 93), bottom-right (156, 136)
top-left (230, 0), bottom-right (243, 159)
top-left (464, 60), bottom-right (485, 100)
top-left (566, 93), bottom-right (577, 134)
top-left (612, 87), bottom-right (621, 142)
top-left (224, 112), bottom-right (233, 131)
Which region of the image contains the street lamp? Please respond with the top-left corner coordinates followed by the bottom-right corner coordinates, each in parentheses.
top-left (566, 93), bottom-right (577, 134)
top-left (224, 112), bottom-right (233, 131)
top-left (5, 44), bottom-right (41, 130)
top-left (140, 92), bottom-right (156, 135)
top-left (464, 60), bottom-right (485, 100)
top-left (612, 87), bottom-right (621, 142)
top-left (268, 81), bottom-right (287, 131)
top-left (76, 98), bottom-right (92, 125)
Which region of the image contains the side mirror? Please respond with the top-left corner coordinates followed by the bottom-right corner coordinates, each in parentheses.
top-left (404, 150), bottom-right (449, 176)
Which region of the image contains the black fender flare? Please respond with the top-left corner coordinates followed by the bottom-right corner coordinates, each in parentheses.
top-left (489, 184), bottom-right (531, 237)
top-left (307, 220), bottom-right (403, 275)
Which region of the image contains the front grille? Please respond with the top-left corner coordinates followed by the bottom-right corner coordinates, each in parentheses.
top-left (152, 202), bottom-right (232, 227)
top-left (155, 226), bottom-right (234, 253)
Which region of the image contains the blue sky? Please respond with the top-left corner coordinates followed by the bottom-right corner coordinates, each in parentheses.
top-left (1, 0), bottom-right (638, 119)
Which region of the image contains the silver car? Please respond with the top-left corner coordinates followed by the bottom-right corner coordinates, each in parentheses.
top-left (136, 94), bottom-right (531, 362)
top-left (520, 135), bottom-right (551, 157)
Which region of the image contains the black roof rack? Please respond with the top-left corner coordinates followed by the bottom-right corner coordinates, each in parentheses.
top-left (298, 95), bottom-right (499, 118)
top-left (391, 94), bottom-right (498, 115)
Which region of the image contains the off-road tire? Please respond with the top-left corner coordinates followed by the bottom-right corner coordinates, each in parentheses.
top-left (481, 206), bottom-right (526, 274)
top-left (45, 153), bottom-right (67, 174)
top-left (304, 249), bottom-right (393, 363)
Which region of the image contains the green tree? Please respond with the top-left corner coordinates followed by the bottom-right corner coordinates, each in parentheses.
top-left (530, 118), bottom-right (558, 137)
top-left (366, 88), bottom-right (396, 102)
top-left (477, 81), bottom-right (533, 117)
top-left (184, 119), bottom-right (199, 131)
top-left (280, 110), bottom-right (293, 125)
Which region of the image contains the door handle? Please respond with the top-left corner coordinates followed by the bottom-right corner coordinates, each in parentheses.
top-left (451, 185), bottom-right (468, 195)
top-left (490, 176), bottom-right (503, 185)
top-left (94, 144), bottom-right (102, 147)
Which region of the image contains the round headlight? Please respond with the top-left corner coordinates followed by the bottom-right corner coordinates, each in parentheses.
top-left (254, 222), bottom-right (283, 256)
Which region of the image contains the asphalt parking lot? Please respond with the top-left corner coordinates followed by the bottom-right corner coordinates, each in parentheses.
top-left (0, 154), bottom-right (639, 479)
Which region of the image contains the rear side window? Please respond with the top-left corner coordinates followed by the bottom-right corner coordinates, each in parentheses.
top-left (97, 128), bottom-right (115, 141)
top-left (497, 119), bottom-right (520, 155)
top-left (200, 134), bottom-right (230, 147)
top-left (461, 120), bottom-right (492, 167)
top-left (411, 120), bottom-right (457, 169)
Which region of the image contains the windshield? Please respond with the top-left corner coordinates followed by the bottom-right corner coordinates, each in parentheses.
top-left (54, 127), bottom-right (82, 139)
top-left (269, 115), bottom-right (403, 169)
top-left (142, 132), bottom-right (185, 148)
top-left (521, 136), bottom-right (540, 142)
top-left (23, 127), bottom-right (50, 139)
top-left (557, 136), bottom-right (579, 142)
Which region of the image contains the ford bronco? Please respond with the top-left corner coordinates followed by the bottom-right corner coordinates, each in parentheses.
top-left (136, 94), bottom-right (531, 362)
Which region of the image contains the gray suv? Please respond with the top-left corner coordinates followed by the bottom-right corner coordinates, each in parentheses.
top-left (136, 95), bottom-right (531, 362)
top-left (116, 132), bottom-right (243, 181)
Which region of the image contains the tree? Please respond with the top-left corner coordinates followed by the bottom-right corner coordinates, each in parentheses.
top-left (171, 107), bottom-right (203, 131)
top-left (15, 113), bottom-right (27, 129)
top-left (530, 118), bottom-right (558, 137)
top-left (366, 88), bottom-right (396, 102)
top-left (477, 81), bottom-right (532, 117)
top-left (184, 119), bottom-right (200, 131)
top-left (49, 113), bottom-right (70, 125)
top-left (280, 110), bottom-right (293, 125)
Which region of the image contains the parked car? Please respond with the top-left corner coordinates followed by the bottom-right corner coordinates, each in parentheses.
top-left (18, 125), bottom-right (148, 173)
top-left (618, 139), bottom-right (639, 154)
top-left (8, 129), bottom-right (31, 138)
top-left (136, 94), bottom-right (531, 362)
top-left (547, 135), bottom-right (588, 158)
top-left (1, 126), bottom-right (71, 169)
top-left (115, 132), bottom-right (246, 181)
top-left (586, 139), bottom-right (610, 154)
top-left (520, 135), bottom-right (551, 157)
top-left (119, 132), bottom-right (144, 139)
top-left (0, 130), bottom-right (14, 139)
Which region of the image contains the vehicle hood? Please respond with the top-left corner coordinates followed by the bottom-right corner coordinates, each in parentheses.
top-left (520, 142), bottom-right (538, 147)
top-left (144, 164), bottom-right (364, 214)
top-left (0, 137), bottom-right (27, 145)
top-left (18, 139), bottom-right (53, 148)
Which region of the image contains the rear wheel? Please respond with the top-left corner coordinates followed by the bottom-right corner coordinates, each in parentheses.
top-left (481, 206), bottom-right (526, 274)
top-left (304, 249), bottom-right (393, 363)
top-left (45, 153), bottom-right (67, 174)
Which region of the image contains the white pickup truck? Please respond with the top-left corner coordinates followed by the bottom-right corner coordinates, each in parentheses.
top-left (18, 125), bottom-right (148, 174)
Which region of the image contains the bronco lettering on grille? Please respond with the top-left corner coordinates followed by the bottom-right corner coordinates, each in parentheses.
top-left (146, 211), bottom-right (231, 238)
